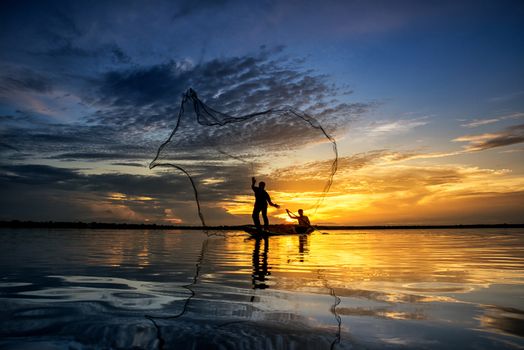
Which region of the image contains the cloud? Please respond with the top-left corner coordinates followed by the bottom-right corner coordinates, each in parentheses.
top-left (0, 164), bottom-right (79, 185)
top-left (0, 120), bottom-right (130, 158)
top-left (69, 48), bottom-right (370, 162)
top-left (0, 142), bottom-right (20, 152)
top-left (363, 117), bottom-right (429, 136)
top-left (489, 90), bottom-right (524, 103)
top-left (97, 62), bottom-right (188, 107)
top-left (93, 48), bottom-right (354, 117)
top-left (71, 48), bottom-right (372, 179)
top-left (461, 118), bottom-right (501, 128)
top-left (111, 162), bottom-right (146, 167)
top-left (1, 3), bottom-right (373, 165)
top-left (230, 158), bottom-right (524, 224)
top-left (460, 112), bottom-right (524, 128)
top-left (0, 67), bottom-right (53, 94)
top-left (453, 123), bottom-right (524, 151)
top-left (0, 162), bottom-right (257, 224)
top-left (2, 153), bottom-right (523, 225)
top-left (267, 148), bottom-right (466, 190)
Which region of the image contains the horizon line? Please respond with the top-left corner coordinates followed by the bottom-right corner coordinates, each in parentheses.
top-left (1, 220), bottom-right (523, 230)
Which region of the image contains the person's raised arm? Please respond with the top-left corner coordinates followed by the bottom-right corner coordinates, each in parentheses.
top-left (286, 209), bottom-right (298, 219)
top-left (251, 177), bottom-right (256, 191)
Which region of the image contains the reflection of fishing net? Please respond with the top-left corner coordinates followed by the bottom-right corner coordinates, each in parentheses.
top-left (150, 88), bottom-right (338, 226)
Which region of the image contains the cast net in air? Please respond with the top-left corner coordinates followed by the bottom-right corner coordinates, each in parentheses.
top-left (149, 88), bottom-right (338, 227)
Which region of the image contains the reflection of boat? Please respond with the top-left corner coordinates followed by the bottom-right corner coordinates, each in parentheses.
top-left (244, 224), bottom-right (314, 236)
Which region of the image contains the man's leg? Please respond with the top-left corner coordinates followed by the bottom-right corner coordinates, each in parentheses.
top-left (262, 206), bottom-right (269, 228)
top-left (252, 207), bottom-right (261, 228)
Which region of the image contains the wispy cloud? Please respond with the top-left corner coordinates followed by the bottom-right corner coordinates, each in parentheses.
top-left (453, 123), bottom-right (524, 151)
top-left (460, 112), bottom-right (524, 128)
top-left (489, 90), bottom-right (524, 103)
top-left (363, 117), bottom-right (429, 136)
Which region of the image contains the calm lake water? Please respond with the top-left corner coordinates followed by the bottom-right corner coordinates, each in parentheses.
top-left (1, 228), bottom-right (523, 349)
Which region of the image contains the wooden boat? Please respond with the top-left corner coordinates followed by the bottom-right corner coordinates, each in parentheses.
top-left (244, 224), bottom-right (314, 236)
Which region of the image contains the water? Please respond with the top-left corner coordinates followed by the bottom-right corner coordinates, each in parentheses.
top-left (1, 228), bottom-right (523, 349)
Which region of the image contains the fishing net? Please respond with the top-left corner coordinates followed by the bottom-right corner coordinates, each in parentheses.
top-left (150, 88), bottom-right (338, 226)
top-left (146, 88), bottom-right (341, 347)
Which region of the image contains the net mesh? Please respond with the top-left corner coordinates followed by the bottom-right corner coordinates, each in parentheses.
top-left (150, 88), bottom-right (338, 227)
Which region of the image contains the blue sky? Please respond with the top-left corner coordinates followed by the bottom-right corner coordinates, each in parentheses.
top-left (1, 0), bottom-right (523, 224)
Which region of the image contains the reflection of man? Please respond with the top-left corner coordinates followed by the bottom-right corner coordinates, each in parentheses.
top-left (251, 237), bottom-right (270, 293)
top-left (251, 177), bottom-right (280, 229)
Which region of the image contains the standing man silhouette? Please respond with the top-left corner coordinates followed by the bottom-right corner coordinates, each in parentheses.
top-left (251, 177), bottom-right (280, 229)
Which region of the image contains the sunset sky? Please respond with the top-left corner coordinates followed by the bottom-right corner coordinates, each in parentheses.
top-left (1, 0), bottom-right (523, 225)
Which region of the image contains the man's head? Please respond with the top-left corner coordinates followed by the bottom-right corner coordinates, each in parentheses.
top-left (259, 181), bottom-right (266, 189)
top-left (298, 209), bottom-right (303, 216)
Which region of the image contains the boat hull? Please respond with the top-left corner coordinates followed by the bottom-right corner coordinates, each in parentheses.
top-left (244, 224), bottom-right (313, 236)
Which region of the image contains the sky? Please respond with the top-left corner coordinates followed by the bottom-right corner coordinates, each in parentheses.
top-left (1, 0), bottom-right (523, 225)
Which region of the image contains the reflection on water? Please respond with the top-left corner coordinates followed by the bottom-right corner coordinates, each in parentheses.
top-left (0, 228), bottom-right (523, 349)
top-left (480, 306), bottom-right (524, 338)
top-left (252, 237), bottom-right (270, 291)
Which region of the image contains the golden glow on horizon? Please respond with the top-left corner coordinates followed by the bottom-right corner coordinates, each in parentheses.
top-left (78, 144), bottom-right (524, 225)
top-left (220, 161), bottom-right (524, 225)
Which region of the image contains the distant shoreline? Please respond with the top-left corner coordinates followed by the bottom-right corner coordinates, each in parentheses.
top-left (1, 220), bottom-right (523, 230)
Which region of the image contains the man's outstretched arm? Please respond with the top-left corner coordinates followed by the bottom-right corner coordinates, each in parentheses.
top-left (267, 193), bottom-right (280, 208)
top-left (251, 177), bottom-right (256, 191)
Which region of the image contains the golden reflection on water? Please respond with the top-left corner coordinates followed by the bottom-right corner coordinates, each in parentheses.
top-left (74, 228), bottom-right (524, 341)
top-left (82, 229), bottom-right (524, 303)
top-left (226, 230), bottom-right (524, 290)
top-left (235, 229), bottom-right (524, 340)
